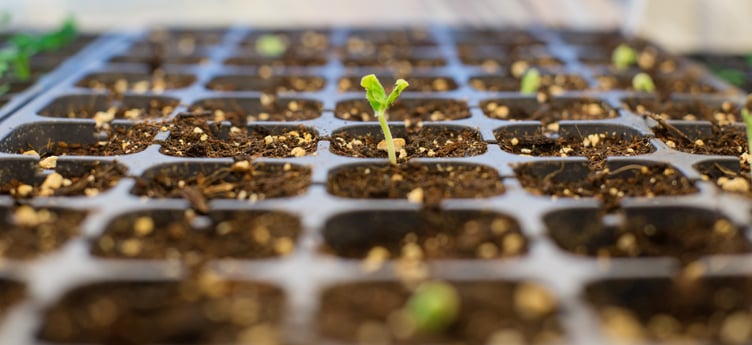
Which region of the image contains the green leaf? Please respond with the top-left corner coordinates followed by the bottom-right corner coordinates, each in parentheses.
top-left (632, 72), bottom-right (656, 92)
top-left (386, 79), bottom-right (409, 108)
top-left (746, 54), bottom-right (752, 68)
top-left (407, 281), bottom-right (460, 334)
top-left (612, 44), bottom-right (637, 70)
top-left (360, 74), bottom-right (387, 112)
top-left (713, 68), bottom-right (745, 87)
top-left (520, 68), bottom-right (541, 94)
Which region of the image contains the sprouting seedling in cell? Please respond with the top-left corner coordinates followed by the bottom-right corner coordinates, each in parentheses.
top-left (612, 44), bottom-right (637, 70)
top-left (405, 280), bottom-right (460, 334)
top-left (256, 34), bottom-right (287, 57)
top-left (520, 68), bottom-right (541, 94)
top-left (360, 74), bottom-right (409, 165)
top-left (632, 72), bottom-right (656, 93)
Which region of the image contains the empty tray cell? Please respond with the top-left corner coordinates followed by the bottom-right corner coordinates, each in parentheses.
top-left (695, 160), bottom-right (752, 197)
top-left (585, 276), bottom-right (752, 344)
top-left (205, 75), bottom-right (325, 92)
top-left (0, 122), bottom-right (158, 156)
top-left (93, 209), bottom-right (301, 261)
top-left (224, 54), bottom-right (327, 67)
top-left (76, 72), bottom-right (197, 93)
top-left (337, 75), bottom-right (458, 93)
top-left (38, 279), bottom-right (284, 344)
top-left (239, 29), bottom-right (330, 54)
top-left (0, 279), bottom-right (24, 319)
top-left (0, 159), bottom-right (127, 198)
top-left (622, 96), bottom-right (742, 125)
top-left (190, 96), bottom-right (322, 124)
top-left (132, 161), bottom-right (311, 207)
top-left (497, 124), bottom-right (654, 158)
top-left (452, 29), bottom-right (544, 45)
top-left (0, 206), bottom-right (86, 260)
top-left (481, 97), bottom-right (617, 126)
top-left (39, 94), bottom-right (178, 120)
top-left (318, 280), bottom-right (562, 343)
top-left (327, 162), bottom-right (504, 202)
top-left (596, 72), bottom-right (720, 94)
top-left (330, 125), bottom-right (486, 160)
top-left (470, 73), bottom-right (589, 93)
top-left (335, 98), bottom-right (470, 122)
top-left (160, 116), bottom-right (318, 158)
top-left (651, 122), bottom-right (747, 156)
top-left (545, 206), bottom-right (749, 261)
top-left (323, 209), bottom-right (526, 259)
top-left (514, 160), bottom-right (697, 210)
top-left (109, 54), bottom-right (209, 66)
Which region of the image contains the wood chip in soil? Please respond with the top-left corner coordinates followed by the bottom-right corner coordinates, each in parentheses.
top-left (159, 116), bottom-right (318, 159)
top-left (0, 206), bottom-right (85, 260)
top-left (330, 126), bottom-right (486, 160)
top-left (0, 161), bottom-right (127, 198)
top-left (327, 163), bottom-right (504, 205)
top-left (93, 211), bottom-right (301, 262)
top-left (335, 99), bottom-right (470, 122)
top-left (318, 281), bottom-right (562, 344)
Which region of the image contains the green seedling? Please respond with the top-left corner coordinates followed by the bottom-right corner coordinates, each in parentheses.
top-left (612, 44), bottom-right (637, 70)
top-left (712, 67), bottom-right (745, 87)
top-left (520, 68), bottom-right (540, 94)
top-left (256, 34), bottom-right (287, 57)
top-left (742, 105), bottom-right (752, 180)
top-left (1, 17), bottom-right (77, 81)
top-left (360, 74), bottom-right (409, 165)
top-left (632, 72), bottom-right (656, 92)
top-left (406, 281), bottom-right (460, 334)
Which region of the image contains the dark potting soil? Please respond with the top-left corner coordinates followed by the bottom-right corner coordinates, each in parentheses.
top-left (335, 99), bottom-right (470, 122)
top-left (0, 161), bottom-right (127, 198)
top-left (0, 206), bottom-right (86, 260)
top-left (188, 97), bottom-right (322, 125)
top-left (337, 76), bottom-right (458, 93)
top-left (40, 123), bottom-right (159, 156)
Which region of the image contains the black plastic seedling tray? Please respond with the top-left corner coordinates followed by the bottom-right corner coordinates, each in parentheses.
top-left (0, 26), bottom-right (749, 345)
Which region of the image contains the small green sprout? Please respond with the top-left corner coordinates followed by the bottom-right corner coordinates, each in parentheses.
top-left (742, 104), bottom-right (752, 180)
top-left (520, 68), bottom-right (540, 94)
top-left (612, 44), bottom-right (637, 70)
top-left (360, 74), bottom-right (409, 165)
top-left (256, 34), bottom-right (287, 57)
top-left (406, 281), bottom-right (460, 334)
top-left (0, 17), bottom-right (78, 81)
top-left (632, 72), bottom-right (656, 92)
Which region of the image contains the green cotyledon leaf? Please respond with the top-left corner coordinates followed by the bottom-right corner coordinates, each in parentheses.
top-left (386, 79), bottom-right (409, 108)
top-left (360, 74), bottom-right (387, 112)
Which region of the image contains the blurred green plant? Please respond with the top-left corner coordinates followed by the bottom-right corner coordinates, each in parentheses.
top-left (520, 68), bottom-right (540, 94)
top-left (405, 280), bottom-right (460, 334)
top-left (632, 72), bottom-right (656, 92)
top-left (256, 34), bottom-right (287, 57)
top-left (612, 44), bottom-right (637, 70)
top-left (742, 103), bottom-right (752, 180)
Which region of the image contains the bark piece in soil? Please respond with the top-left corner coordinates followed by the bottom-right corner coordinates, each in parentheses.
top-left (205, 75), bottom-right (325, 92)
top-left (0, 159), bottom-right (127, 198)
top-left (93, 209), bottom-right (301, 262)
top-left (39, 94), bottom-right (178, 120)
top-left (585, 276), bottom-right (752, 344)
top-left (337, 75), bottom-right (458, 93)
top-left (330, 125), bottom-right (486, 160)
top-left (622, 96), bottom-right (742, 125)
top-left (323, 209), bottom-right (526, 259)
top-left (335, 99), bottom-right (470, 122)
top-left (38, 279), bottom-right (284, 344)
top-left (470, 73), bottom-right (589, 93)
top-left (481, 97), bottom-right (617, 127)
top-left (159, 116), bottom-right (318, 158)
top-left (327, 162), bottom-right (504, 204)
top-left (132, 161), bottom-right (311, 211)
top-left (545, 206), bottom-right (750, 263)
top-left (0, 206), bottom-right (86, 260)
top-left (189, 97), bottom-right (322, 125)
top-left (318, 280), bottom-right (562, 344)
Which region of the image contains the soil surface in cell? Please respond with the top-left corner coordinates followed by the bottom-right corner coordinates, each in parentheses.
top-left (189, 97), bottom-right (321, 125)
top-left (93, 211), bottom-right (301, 262)
top-left (499, 131), bottom-right (654, 164)
top-left (697, 162), bottom-right (752, 197)
top-left (318, 281), bottom-right (562, 344)
top-left (330, 126), bottom-right (486, 160)
top-left (470, 74), bottom-right (589, 93)
top-left (0, 206), bottom-right (85, 260)
top-left (482, 98), bottom-right (617, 128)
top-left (0, 161), bottom-right (127, 198)
top-left (652, 122), bottom-right (748, 157)
top-left (327, 163), bottom-right (504, 205)
top-left (32, 123), bottom-right (159, 156)
top-left (77, 72), bottom-right (196, 93)
top-left (39, 278), bottom-right (284, 344)
top-left (159, 116), bottom-right (318, 159)
top-left (206, 75), bottom-right (325, 92)
top-left (335, 99), bottom-right (470, 122)
top-left (40, 98), bottom-right (176, 121)
top-left (623, 98), bottom-right (741, 125)
top-left (225, 54), bottom-right (327, 67)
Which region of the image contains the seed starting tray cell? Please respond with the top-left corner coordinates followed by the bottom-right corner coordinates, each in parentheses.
top-left (0, 27), bottom-right (749, 345)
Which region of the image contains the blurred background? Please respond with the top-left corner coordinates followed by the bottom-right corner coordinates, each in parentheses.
top-left (2, 0), bottom-right (752, 53)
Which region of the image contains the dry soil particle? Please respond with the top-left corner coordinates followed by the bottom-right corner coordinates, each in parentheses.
top-left (337, 76), bottom-right (457, 93)
top-left (92, 210), bottom-right (301, 261)
top-left (318, 281), bottom-right (562, 344)
top-left (189, 96), bottom-right (321, 125)
top-left (39, 278), bottom-right (284, 345)
top-left (39, 123), bottom-right (159, 156)
top-left (330, 126), bottom-right (486, 160)
top-left (159, 116), bottom-right (318, 159)
top-left (132, 162), bottom-right (311, 211)
top-left (109, 54), bottom-right (209, 66)
top-left (205, 75), bottom-right (326, 93)
top-left (323, 210), bottom-right (526, 259)
top-left (623, 98), bottom-right (741, 125)
top-left (470, 74), bottom-right (589, 93)
top-left (335, 99), bottom-right (470, 122)
top-left (327, 163), bottom-right (504, 205)
top-left (481, 98), bottom-right (617, 126)
top-left (0, 206), bottom-right (86, 260)
top-left (0, 161), bottom-right (127, 198)
top-left (514, 163), bottom-right (697, 211)
top-left (585, 277), bottom-right (752, 344)
top-left (696, 161), bottom-right (752, 197)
